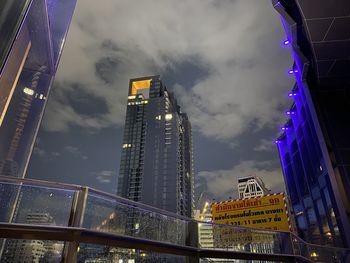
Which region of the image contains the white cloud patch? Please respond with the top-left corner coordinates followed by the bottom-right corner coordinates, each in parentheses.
top-left (63, 145), bottom-right (88, 160)
top-left (42, 0), bottom-right (293, 141)
top-left (33, 147), bottom-right (46, 157)
top-left (198, 160), bottom-right (285, 200)
top-left (254, 139), bottom-right (275, 152)
top-left (93, 170), bottom-right (115, 184)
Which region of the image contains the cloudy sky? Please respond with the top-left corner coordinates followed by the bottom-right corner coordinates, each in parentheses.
top-left (27, 0), bottom-right (294, 204)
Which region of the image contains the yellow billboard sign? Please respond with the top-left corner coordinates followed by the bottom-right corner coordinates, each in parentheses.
top-left (212, 193), bottom-right (290, 231)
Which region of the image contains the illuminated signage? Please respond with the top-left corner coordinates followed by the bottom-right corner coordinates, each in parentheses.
top-left (212, 193), bottom-right (290, 231)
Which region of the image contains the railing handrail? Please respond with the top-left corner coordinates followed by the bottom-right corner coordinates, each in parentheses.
top-left (0, 222), bottom-right (310, 262)
top-left (0, 176), bottom-right (300, 234)
top-left (87, 188), bottom-right (192, 222)
top-left (0, 175), bottom-right (296, 232)
top-left (0, 175), bottom-right (195, 222)
top-left (0, 175), bottom-right (84, 191)
top-left (1, 176), bottom-right (350, 253)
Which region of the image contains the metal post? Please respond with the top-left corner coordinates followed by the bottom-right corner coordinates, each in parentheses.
top-left (63, 187), bottom-right (88, 263)
top-left (186, 220), bottom-right (199, 263)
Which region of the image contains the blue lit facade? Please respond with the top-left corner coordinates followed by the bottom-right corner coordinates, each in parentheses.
top-left (274, 0), bottom-right (350, 247)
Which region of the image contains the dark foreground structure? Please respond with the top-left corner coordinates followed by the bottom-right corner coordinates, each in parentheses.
top-left (0, 176), bottom-right (349, 262)
top-left (0, 0), bottom-right (77, 178)
top-left (274, 0), bottom-right (350, 248)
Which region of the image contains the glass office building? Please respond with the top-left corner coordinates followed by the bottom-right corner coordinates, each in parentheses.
top-left (0, 0), bottom-right (77, 178)
top-left (274, 0), bottom-right (350, 248)
top-left (117, 76), bottom-right (194, 217)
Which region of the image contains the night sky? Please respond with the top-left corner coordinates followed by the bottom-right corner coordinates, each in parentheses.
top-left (27, 0), bottom-right (294, 205)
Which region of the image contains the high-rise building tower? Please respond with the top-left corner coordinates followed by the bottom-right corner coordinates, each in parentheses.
top-left (237, 175), bottom-right (270, 199)
top-left (117, 76), bottom-right (194, 217)
top-left (273, 0), bottom-right (350, 248)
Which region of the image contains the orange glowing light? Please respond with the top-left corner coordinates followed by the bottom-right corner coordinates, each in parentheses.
top-left (131, 79), bottom-right (151, 95)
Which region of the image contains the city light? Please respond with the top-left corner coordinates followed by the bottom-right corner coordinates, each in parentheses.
top-left (283, 40), bottom-right (290, 45)
top-left (23, 87), bottom-right (34, 95)
top-left (288, 93), bottom-right (297, 97)
top-left (285, 111), bottom-right (295, 115)
top-left (288, 69), bottom-right (294, 74)
top-left (165, 113), bottom-right (173, 121)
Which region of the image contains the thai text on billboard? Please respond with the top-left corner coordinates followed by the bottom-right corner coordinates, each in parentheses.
top-left (211, 193), bottom-right (289, 231)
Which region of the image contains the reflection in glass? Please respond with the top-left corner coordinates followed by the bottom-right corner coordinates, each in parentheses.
top-left (0, 0), bottom-right (77, 178)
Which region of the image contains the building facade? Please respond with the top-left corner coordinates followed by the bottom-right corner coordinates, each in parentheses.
top-left (0, 0), bottom-right (77, 178)
top-left (194, 202), bottom-right (214, 249)
top-left (117, 76), bottom-right (194, 217)
top-left (274, 0), bottom-right (350, 247)
top-left (237, 175), bottom-right (270, 199)
top-left (2, 212), bottom-right (62, 262)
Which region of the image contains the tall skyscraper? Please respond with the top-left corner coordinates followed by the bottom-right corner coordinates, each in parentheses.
top-left (273, 0), bottom-right (350, 247)
top-left (237, 175), bottom-right (270, 199)
top-left (0, 0), bottom-right (77, 178)
top-left (117, 76), bottom-right (194, 217)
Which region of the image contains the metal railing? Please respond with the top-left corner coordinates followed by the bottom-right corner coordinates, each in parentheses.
top-left (0, 175), bottom-right (349, 262)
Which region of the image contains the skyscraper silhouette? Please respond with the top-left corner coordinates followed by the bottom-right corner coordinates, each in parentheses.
top-left (117, 76), bottom-right (194, 217)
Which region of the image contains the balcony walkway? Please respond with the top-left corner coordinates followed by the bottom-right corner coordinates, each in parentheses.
top-left (0, 175), bottom-right (349, 262)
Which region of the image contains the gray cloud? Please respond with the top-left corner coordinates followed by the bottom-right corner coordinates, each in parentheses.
top-left (64, 146), bottom-right (80, 154)
top-left (35, 0), bottom-right (293, 199)
top-left (33, 147), bottom-right (46, 157)
top-left (254, 139), bottom-right (275, 152)
top-left (63, 145), bottom-right (88, 160)
top-left (198, 160), bottom-right (285, 200)
top-left (43, 0), bottom-right (292, 141)
top-left (93, 170), bottom-right (115, 184)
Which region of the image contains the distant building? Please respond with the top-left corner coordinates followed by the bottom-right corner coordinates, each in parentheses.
top-left (237, 175), bottom-right (270, 199)
top-left (194, 202), bottom-right (214, 249)
top-left (2, 212), bottom-right (62, 263)
top-left (4, 240), bottom-right (46, 263)
top-left (274, 0), bottom-right (350, 247)
top-left (117, 76), bottom-right (194, 217)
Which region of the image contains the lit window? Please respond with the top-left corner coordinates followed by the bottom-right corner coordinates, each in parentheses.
top-left (23, 87), bottom-right (34, 96)
top-left (165, 113), bottom-right (173, 121)
top-left (155, 115), bottom-right (162, 120)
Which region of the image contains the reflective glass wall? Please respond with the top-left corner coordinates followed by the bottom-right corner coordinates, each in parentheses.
top-left (0, 0), bottom-right (77, 178)
top-left (0, 0), bottom-right (31, 72)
